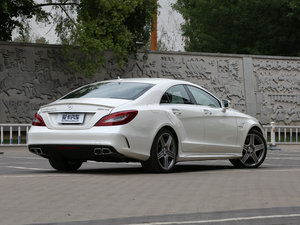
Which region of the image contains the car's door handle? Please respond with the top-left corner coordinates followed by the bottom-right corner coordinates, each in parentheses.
top-left (172, 109), bottom-right (182, 115)
top-left (204, 109), bottom-right (212, 116)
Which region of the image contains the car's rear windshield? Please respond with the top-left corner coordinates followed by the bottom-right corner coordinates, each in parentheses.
top-left (61, 82), bottom-right (155, 100)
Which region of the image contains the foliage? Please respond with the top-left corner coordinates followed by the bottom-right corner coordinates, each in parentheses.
top-left (54, 0), bottom-right (156, 76)
top-left (35, 36), bottom-right (49, 44)
top-left (173, 0), bottom-right (300, 56)
top-left (13, 31), bottom-right (49, 44)
top-left (1, 0), bottom-right (156, 76)
top-left (13, 32), bottom-right (32, 42)
top-left (0, 0), bottom-right (49, 41)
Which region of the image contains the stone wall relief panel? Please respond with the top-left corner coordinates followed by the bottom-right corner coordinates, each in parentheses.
top-left (104, 53), bottom-right (161, 79)
top-left (99, 53), bottom-right (246, 113)
top-left (253, 59), bottom-right (300, 125)
top-left (159, 55), bottom-right (246, 112)
top-left (213, 58), bottom-right (245, 112)
top-left (131, 53), bottom-right (160, 78)
top-left (0, 46), bottom-right (45, 122)
top-left (161, 55), bottom-right (184, 79)
top-left (0, 46), bottom-right (104, 123)
top-left (1, 43), bottom-right (300, 126)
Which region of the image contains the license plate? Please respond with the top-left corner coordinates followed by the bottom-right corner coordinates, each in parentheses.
top-left (58, 113), bottom-right (85, 124)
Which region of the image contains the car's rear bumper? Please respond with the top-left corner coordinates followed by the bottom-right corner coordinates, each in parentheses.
top-left (28, 126), bottom-right (150, 161)
top-left (28, 144), bottom-right (138, 162)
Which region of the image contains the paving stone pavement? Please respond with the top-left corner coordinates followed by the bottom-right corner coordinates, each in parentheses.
top-left (0, 145), bottom-right (299, 225)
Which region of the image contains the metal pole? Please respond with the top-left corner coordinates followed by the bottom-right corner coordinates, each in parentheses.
top-left (1, 126), bottom-right (3, 145)
top-left (18, 126), bottom-right (21, 144)
top-left (10, 126), bottom-right (12, 145)
top-left (268, 122), bottom-right (280, 150)
top-left (0, 126), bottom-right (3, 154)
top-left (150, 0), bottom-right (158, 50)
top-left (271, 122), bottom-right (276, 146)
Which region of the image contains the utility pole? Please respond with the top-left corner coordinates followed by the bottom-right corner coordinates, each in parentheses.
top-left (151, 0), bottom-right (158, 50)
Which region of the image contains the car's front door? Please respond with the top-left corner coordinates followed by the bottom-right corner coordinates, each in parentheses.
top-left (186, 85), bottom-right (239, 154)
top-left (160, 85), bottom-right (208, 153)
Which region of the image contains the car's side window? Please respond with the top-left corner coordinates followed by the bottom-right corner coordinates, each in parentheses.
top-left (187, 85), bottom-right (221, 108)
top-left (160, 85), bottom-right (193, 104)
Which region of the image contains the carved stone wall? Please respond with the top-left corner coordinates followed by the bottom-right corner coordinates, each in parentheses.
top-left (253, 58), bottom-right (300, 125)
top-left (0, 42), bottom-right (299, 125)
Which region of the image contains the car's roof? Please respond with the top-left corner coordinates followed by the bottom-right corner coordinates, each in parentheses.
top-left (102, 77), bottom-right (193, 85)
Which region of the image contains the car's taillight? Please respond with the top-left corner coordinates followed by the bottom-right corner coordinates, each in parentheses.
top-left (95, 110), bottom-right (138, 126)
top-left (32, 113), bottom-right (46, 126)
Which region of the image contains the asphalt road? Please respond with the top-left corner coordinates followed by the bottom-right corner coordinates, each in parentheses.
top-left (0, 146), bottom-right (300, 225)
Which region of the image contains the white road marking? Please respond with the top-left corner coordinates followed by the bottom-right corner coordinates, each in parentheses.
top-left (0, 162), bottom-right (36, 165)
top-left (0, 174), bottom-right (69, 178)
top-left (271, 153), bottom-right (300, 157)
top-left (262, 163), bottom-right (299, 167)
top-left (267, 157), bottom-right (300, 160)
top-left (239, 168), bottom-right (300, 173)
top-left (5, 166), bottom-right (51, 171)
top-left (88, 161), bottom-right (139, 165)
top-left (181, 167), bottom-right (300, 174)
top-left (5, 156), bottom-right (46, 160)
top-left (129, 213), bottom-right (300, 225)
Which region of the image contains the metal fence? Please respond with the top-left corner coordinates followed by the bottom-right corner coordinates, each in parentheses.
top-left (0, 123), bottom-right (299, 147)
top-left (264, 123), bottom-right (299, 145)
top-left (0, 124), bottom-right (31, 146)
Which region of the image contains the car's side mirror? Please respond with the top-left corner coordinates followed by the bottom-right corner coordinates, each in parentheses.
top-left (222, 99), bottom-right (231, 112)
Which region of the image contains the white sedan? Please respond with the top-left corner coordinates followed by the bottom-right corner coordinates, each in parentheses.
top-left (28, 78), bottom-right (267, 172)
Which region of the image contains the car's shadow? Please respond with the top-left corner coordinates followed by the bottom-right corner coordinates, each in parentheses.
top-left (6, 162), bottom-right (266, 176)
top-left (36, 163), bottom-right (241, 175)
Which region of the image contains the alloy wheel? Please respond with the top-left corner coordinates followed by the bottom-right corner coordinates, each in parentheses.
top-left (241, 133), bottom-right (266, 167)
top-left (156, 132), bottom-right (176, 170)
top-left (230, 130), bottom-right (267, 168)
top-left (141, 128), bottom-right (177, 172)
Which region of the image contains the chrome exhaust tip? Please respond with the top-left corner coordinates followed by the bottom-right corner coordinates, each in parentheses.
top-left (94, 148), bottom-right (112, 155)
top-left (30, 148), bottom-right (44, 155)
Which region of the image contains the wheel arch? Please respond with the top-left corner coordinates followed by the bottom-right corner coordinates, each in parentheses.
top-left (156, 125), bottom-right (179, 148)
top-left (154, 125), bottom-right (181, 158)
top-left (241, 125), bottom-right (267, 148)
top-left (230, 126), bottom-right (267, 168)
top-left (249, 125), bottom-right (264, 135)
top-left (142, 125), bottom-right (179, 172)
top-left (238, 123), bottom-right (265, 147)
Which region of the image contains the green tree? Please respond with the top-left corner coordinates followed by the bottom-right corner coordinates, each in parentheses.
top-left (173, 0), bottom-right (300, 56)
top-left (35, 36), bottom-right (49, 44)
top-left (55, 0), bottom-right (156, 75)
top-left (1, 0), bottom-right (156, 76)
top-left (0, 0), bottom-right (49, 41)
top-left (13, 32), bottom-right (32, 43)
top-left (14, 33), bottom-right (50, 44)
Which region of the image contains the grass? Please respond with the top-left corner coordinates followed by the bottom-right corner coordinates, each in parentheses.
top-left (1, 139), bottom-right (27, 145)
top-left (1, 131), bottom-right (28, 145)
top-left (266, 133), bottom-right (298, 143)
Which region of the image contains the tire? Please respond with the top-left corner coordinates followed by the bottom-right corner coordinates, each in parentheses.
top-left (141, 128), bottom-right (177, 173)
top-left (49, 158), bottom-right (82, 171)
top-left (230, 130), bottom-right (267, 168)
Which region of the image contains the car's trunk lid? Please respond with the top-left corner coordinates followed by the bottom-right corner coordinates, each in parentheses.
top-left (39, 98), bottom-right (131, 129)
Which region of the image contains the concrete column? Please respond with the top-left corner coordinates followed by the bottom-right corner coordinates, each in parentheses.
top-left (243, 57), bottom-right (257, 117)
